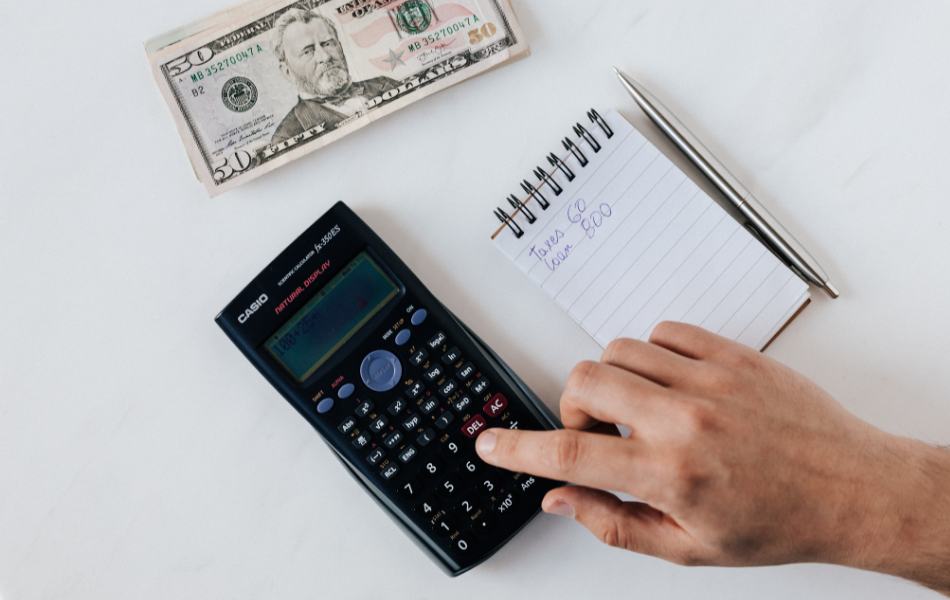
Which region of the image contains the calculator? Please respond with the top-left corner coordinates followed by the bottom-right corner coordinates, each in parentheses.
top-left (215, 201), bottom-right (563, 576)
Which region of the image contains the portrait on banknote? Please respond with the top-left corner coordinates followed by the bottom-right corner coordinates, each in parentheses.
top-left (147, 0), bottom-right (528, 196)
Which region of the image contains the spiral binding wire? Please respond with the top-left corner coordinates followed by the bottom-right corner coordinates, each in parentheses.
top-left (493, 108), bottom-right (613, 239)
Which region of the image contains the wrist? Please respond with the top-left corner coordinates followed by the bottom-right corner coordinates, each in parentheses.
top-left (842, 436), bottom-right (950, 592)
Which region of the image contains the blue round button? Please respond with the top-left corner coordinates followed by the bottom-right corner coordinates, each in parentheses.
top-left (317, 398), bottom-right (335, 414)
top-left (338, 383), bottom-right (355, 399)
top-left (395, 329), bottom-right (412, 346)
top-left (411, 309), bottom-right (428, 326)
top-left (360, 350), bottom-right (403, 393)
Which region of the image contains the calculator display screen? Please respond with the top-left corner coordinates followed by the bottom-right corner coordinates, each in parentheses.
top-left (264, 252), bottom-right (400, 382)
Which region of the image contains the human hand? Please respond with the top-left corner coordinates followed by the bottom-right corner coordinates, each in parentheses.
top-left (475, 323), bottom-right (950, 593)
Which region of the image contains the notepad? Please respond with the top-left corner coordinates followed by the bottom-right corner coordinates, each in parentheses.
top-left (491, 109), bottom-right (810, 351)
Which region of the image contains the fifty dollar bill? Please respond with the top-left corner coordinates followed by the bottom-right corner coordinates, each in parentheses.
top-left (146, 0), bottom-right (528, 196)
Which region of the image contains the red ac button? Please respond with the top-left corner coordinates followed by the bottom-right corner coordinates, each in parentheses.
top-left (483, 393), bottom-right (508, 418)
top-left (462, 415), bottom-right (487, 439)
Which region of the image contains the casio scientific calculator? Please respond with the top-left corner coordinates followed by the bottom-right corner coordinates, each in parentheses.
top-left (215, 201), bottom-right (563, 576)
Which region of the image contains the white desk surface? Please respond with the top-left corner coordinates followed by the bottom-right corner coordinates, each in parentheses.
top-left (3, 0), bottom-right (950, 598)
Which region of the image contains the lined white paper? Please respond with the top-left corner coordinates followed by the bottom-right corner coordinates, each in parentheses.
top-left (493, 110), bottom-right (809, 351)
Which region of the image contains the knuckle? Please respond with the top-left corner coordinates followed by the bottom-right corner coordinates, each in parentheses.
top-left (603, 338), bottom-right (636, 364)
top-left (565, 360), bottom-right (600, 398)
top-left (597, 519), bottom-right (630, 550)
top-left (547, 431), bottom-right (583, 474)
top-left (649, 321), bottom-right (677, 343)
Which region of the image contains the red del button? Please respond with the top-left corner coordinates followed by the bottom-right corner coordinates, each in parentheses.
top-left (484, 394), bottom-right (508, 418)
top-left (462, 415), bottom-right (487, 438)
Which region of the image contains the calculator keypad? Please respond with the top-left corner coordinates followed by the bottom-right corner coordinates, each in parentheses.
top-left (327, 300), bottom-right (559, 564)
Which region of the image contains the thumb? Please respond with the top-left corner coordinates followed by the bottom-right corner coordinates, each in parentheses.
top-left (542, 486), bottom-right (706, 565)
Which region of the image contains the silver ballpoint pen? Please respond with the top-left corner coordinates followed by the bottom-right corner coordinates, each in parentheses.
top-left (614, 68), bottom-right (840, 299)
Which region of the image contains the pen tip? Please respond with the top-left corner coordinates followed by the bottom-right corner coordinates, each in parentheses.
top-left (824, 282), bottom-right (840, 299)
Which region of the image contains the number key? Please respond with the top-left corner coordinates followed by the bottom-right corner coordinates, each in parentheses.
top-left (460, 456), bottom-right (481, 478)
top-left (421, 456), bottom-right (443, 479)
top-left (433, 513), bottom-right (457, 537)
top-left (416, 495), bottom-right (440, 518)
top-left (455, 493), bottom-right (479, 517)
top-left (440, 436), bottom-right (464, 459)
top-left (399, 476), bottom-right (422, 500)
top-left (478, 474), bottom-right (500, 495)
top-left (438, 475), bottom-right (462, 498)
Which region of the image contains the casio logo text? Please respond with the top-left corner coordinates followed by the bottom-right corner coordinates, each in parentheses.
top-left (238, 294), bottom-right (269, 324)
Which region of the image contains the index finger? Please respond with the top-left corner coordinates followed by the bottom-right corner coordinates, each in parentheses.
top-left (475, 427), bottom-right (654, 496)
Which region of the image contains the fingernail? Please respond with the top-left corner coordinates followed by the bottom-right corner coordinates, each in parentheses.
top-left (476, 431), bottom-right (497, 456)
top-left (546, 501), bottom-right (575, 519)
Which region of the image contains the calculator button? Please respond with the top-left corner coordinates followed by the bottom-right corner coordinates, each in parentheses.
top-left (438, 475), bottom-right (462, 498)
top-left (352, 431), bottom-right (372, 450)
top-left (462, 415), bottom-right (488, 438)
top-left (483, 394), bottom-right (508, 418)
top-left (420, 457), bottom-right (443, 479)
top-left (338, 416), bottom-right (357, 435)
top-left (420, 398), bottom-right (440, 415)
top-left (438, 379), bottom-right (459, 398)
top-left (387, 398), bottom-right (408, 416)
top-left (367, 448), bottom-right (386, 466)
top-left (478, 474), bottom-right (501, 495)
top-left (395, 329), bottom-right (411, 346)
top-left (493, 491), bottom-right (518, 516)
top-left (472, 377), bottom-right (490, 396)
top-left (433, 514), bottom-right (457, 537)
top-left (399, 476), bottom-right (422, 500)
top-left (381, 463), bottom-right (400, 480)
top-left (455, 493), bottom-right (479, 517)
top-left (473, 513), bottom-right (496, 535)
top-left (441, 347), bottom-right (462, 365)
top-left (504, 412), bottom-right (523, 430)
top-left (383, 430), bottom-right (404, 449)
top-left (411, 309), bottom-right (428, 326)
top-left (452, 395), bottom-right (473, 414)
top-left (423, 364), bottom-right (444, 382)
top-left (417, 429), bottom-right (437, 447)
top-left (456, 362), bottom-right (476, 381)
top-left (452, 534), bottom-right (475, 555)
top-left (406, 381), bottom-right (425, 399)
top-left (402, 414), bottom-right (422, 431)
top-left (516, 475), bottom-right (541, 494)
top-left (440, 436), bottom-right (464, 459)
top-left (416, 495), bottom-right (440, 518)
top-left (317, 398), bottom-right (334, 414)
top-left (355, 400), bottom-right (375, 418)
top-left (459, 456), bottom-right (481, 478)
top-left (399, 446), bottom-right (419, 464)
top-left (337, 383), bottom-right (355, 399)
top-left (428, 332), bottom-right (447, 349)
top-left (368, 415), bottom-right (390, 433)
top-left (409, 348), bottom-right (428, 367)
top-left (360, 350), bottom-right (403, 393)
top-left (435, 412), bottom-right (455, 430)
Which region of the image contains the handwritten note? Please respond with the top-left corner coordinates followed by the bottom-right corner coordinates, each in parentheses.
top-left (493, 109), bottom-right (810, 350)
